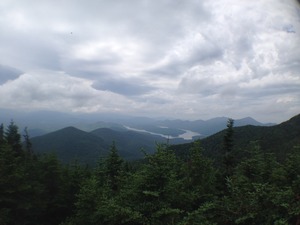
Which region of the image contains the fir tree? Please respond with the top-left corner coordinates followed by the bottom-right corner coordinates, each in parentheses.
top-left (4, 120), bottom-right (22, 155)
top-left (23, 127), bottom-right (33, 155)
top-left (0, 123), bottom-right (4, 146)
top-left (104, 141), bottom-right (124, 192)
top-left (223, 118), bottom-right (235, 176)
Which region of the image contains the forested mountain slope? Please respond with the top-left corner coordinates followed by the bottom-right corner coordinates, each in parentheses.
top-left (30, 126), bottom-right (109, 164)
top-left (30, 126), bottom-right (187, 164)
top-left (173, 113), bottom-right (300, 161)
top-left (90, 128), bottom-right (187, 157)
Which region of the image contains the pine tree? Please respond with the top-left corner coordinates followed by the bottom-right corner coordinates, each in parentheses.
top-left (223, 118), bottom-right (235, 176)
top-left (104, 141), bottom-right (124, 192)
top-left (127, 144), bottom-right (184, 224)
top-left (0, 123), bottom-right (5, 146)
top-left (214, 144), bottom-right (295, 225)
top-left (23, 127), bottom-right (33, 155)
top-left (38, 153), bottom-right (67, 225)
top-left (5, 120), bottom-right (22, 155)
top-left (184, 140), bottom-right (216, 208)
top-left (0, 124), bottom-right (36, 225)
top-left (69, 142), bottom-right (132, 225)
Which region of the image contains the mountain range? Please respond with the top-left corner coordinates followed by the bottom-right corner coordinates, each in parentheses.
top-left (3, 108), bottom-right (291, 164)
top-left (26, 113), bottom-right (283, 165)
top-left (0, 109), bottom-right (275, 139)
top-left (30, 126), bottom-right (187, 164)
top-left (172, 113), bottom-right (300, 163)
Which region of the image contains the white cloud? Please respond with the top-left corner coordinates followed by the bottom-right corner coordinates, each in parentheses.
top-left (0, 70), bottom-right (136, 113)
top-left (0, 0), bottom-right (299, 122)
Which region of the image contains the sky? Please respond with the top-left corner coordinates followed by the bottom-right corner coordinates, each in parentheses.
top-left (0, 0), bottom-right (300, 123)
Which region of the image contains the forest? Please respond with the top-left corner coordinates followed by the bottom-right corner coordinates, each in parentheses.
top-left (0, 119), bottom-right (300, 225)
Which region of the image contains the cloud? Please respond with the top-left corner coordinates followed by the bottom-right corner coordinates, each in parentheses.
top-left (0, 0), bottom-right (299, 123)
top-left (146, 32), bottom-right (224, 78)
top-left (0, 70), bottom-right (136, 113)
top-left (0, 65), bottom-right (23, 84)
top-left (92, 77), bottom-right (155, 96)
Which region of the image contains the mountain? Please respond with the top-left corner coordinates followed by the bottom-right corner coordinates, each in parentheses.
top-left (30, 126), bottom-right (188, 164)
top-left (172, 114), bottom-right (300, 162)
top-left (30, 127), bottom-right (109, 164)
top-left (28, 113), bottom-right (299, 165)
top-left (75, 121), bottom-right (127, 132)
top-left (90, 128), bottom-right (167, 158)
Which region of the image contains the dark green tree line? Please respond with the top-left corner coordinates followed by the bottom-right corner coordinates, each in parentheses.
top-left (0, 122), bottom-right (88, 225)
top-left (0, 121), bottom-right (299, 225)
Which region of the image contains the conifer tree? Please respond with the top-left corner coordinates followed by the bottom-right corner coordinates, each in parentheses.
top-left (0, 123), bottom-right (35, 225)
top-left (5, 120), bottom-right (22, 155)
top-left (184, 140), bottom-right (216, 208)
top-left (104, 141), bottom-right (124, 192)
top-left (0, 123), bottom-right (4, 146)
top-left (223, 118), bottom-right (235, 176)
top-left (218, 144), bottom-right (295, 225)
top-left (23, 127), bottom-right (33, 155)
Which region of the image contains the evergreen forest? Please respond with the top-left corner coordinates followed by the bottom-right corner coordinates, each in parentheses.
top-left (0, 118), bottom-right (300, 225)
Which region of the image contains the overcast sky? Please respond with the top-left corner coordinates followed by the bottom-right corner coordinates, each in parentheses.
top-left (0, 0), bottom-right (299, 123)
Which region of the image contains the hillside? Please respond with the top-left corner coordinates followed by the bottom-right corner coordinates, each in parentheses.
top-left (90, 128), bottom-right (168, 159)
top-left (29, 114), bottom-right (297, 165)
top-left (30, 127), bottom-right (109, 164)
top-left (172, 113), bottom-right (300, 162)
top-left (30, 126), bottom-right (187, 164)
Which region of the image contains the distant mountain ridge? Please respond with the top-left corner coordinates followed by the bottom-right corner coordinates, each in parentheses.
top-left (135, 116), bottom-right (275, 138)
top-left (0, 108), bottom-right (275, 139)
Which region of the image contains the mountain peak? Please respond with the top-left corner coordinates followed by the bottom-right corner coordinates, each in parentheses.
top-left (53, 126), bottom-right (86, 134)
top-left (61, 126), bottom-right (79, 131)
top-left (236, 117), bottom-right (262, 126)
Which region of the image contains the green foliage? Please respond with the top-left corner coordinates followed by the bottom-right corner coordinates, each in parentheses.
top-left (0, 123), bottom-right (4, 146)
top-left (180, 202), bottom-right (218, 225)
top-left (0, 123), bottom-right (88, 225)
top-left (1, 120), bottom-right (300, 225)
top-left (223, 118), bottom-right (235, 176)
top-left (211, 144), bottom-right (300, 225)
top-left (132, 144), bottom-right (184, 224)
top-left (103, 141), bottom-right (124, 192)
top-left (23, 126), bottom-right (32, 155)
top-left (223, 118), bottom-right (234, 153)
top-left (181, 140), bottom-right (217, 209)
top-left (4, 120), bottom-right (22, 155)
top-left (0, 144), bottom-right (24, 224)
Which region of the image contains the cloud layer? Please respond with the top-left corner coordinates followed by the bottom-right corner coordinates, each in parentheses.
top-left (0, 0), bottom-right (299, 122)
